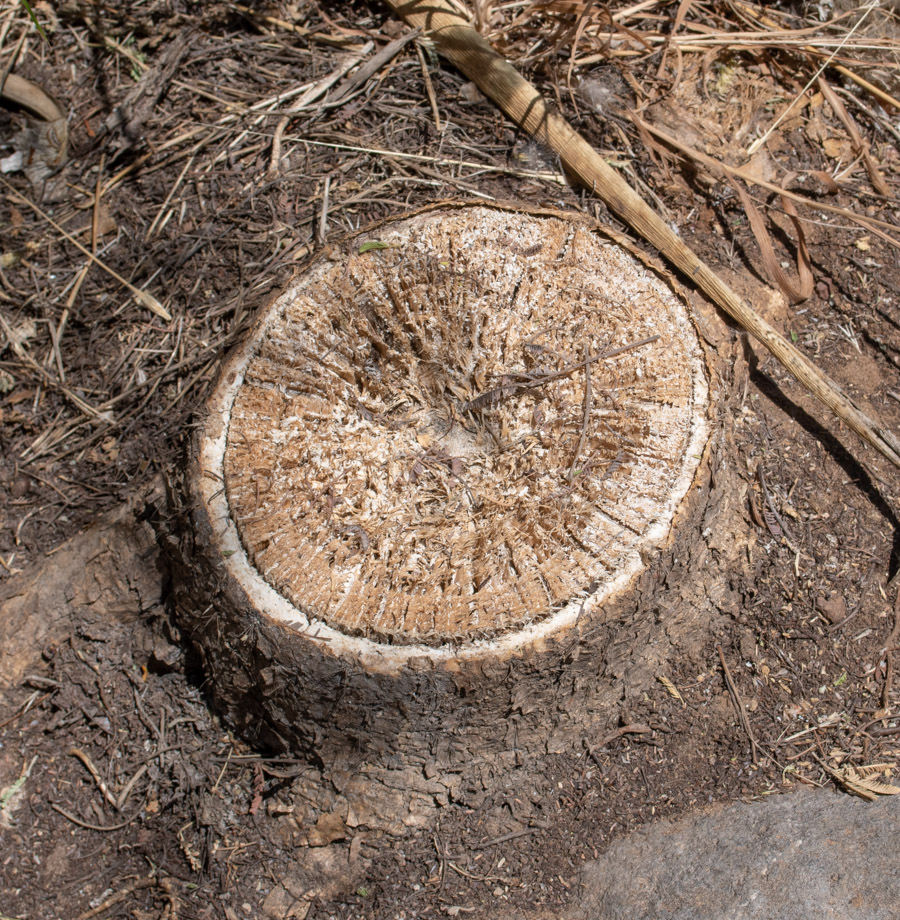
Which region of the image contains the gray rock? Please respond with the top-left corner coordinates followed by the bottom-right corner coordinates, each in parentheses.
top-left (571, 789), bottom-right (900, 920)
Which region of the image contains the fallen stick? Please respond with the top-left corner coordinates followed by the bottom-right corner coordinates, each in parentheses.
top-left (383, 0), bottom-right (900, 471)
top-left (717, 645), bottom-right (761, 767)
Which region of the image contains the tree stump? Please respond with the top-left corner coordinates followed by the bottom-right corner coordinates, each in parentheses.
top-left (166, 203), bottom-right (740, 834)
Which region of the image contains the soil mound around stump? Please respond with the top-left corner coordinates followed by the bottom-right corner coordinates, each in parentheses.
top-left (165, 202), bottom-right (736, 832)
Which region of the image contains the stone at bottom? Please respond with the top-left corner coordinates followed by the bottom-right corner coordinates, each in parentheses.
top-left (570, 789), bottom-right (900, 920)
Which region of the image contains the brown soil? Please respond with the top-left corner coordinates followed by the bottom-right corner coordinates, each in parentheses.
top-left (2, 2), bottom-right (900, 919)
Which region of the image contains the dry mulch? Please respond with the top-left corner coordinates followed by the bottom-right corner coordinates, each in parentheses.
top-left (2, 1), bottom-right (900, 918)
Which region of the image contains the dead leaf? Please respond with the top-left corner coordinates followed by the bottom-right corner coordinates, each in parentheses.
top-left (835, 763), bottom-right (900, 801)
top-left (822, 137), bottom-right (847, 159)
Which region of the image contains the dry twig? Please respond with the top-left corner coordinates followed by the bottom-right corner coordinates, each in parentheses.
top-left (717, 645), bottom-right (760, 766)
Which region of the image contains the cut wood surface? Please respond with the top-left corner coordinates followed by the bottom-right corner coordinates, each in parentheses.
top-left (382, 0), bottom-right (900, 474)
top-left (222, 206), bottom-right (709, 646)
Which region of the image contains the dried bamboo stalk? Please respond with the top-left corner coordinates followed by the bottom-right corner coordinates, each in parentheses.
top-left (383, 0), bottom-right (900, 470)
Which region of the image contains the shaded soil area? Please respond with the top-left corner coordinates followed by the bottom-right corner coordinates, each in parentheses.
top-left (2, 2), bottom-right (900, 918)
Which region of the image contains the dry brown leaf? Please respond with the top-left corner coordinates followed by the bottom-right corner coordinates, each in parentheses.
top-left (836, 764), bottom-right (900, 800)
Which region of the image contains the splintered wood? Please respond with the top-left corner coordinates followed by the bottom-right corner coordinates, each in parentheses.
top-left (218, 206), bottom-right (710, 646)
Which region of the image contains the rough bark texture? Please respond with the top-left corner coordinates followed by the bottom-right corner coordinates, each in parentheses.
top-left (162, 203), bottom-right (746, 835)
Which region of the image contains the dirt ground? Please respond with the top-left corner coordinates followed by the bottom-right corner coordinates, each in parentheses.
top-left (2, 1), bottom-right (900, 918)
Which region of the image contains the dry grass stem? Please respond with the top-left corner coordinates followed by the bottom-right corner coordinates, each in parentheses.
top-left (1, 4), bottom-right (899, 915)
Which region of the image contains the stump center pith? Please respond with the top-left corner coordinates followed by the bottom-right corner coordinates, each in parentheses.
top-left (221, 207), bottom-right (709, 646)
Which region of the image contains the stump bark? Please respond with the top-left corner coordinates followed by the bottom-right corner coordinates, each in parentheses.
top-left (165, 202), bottom-right (742, 834)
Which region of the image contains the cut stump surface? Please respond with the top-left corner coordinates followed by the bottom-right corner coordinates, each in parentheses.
top-left (167, 203), bottom-right (736, 832)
